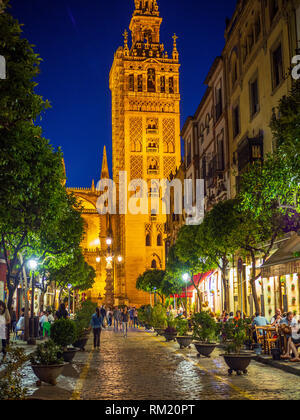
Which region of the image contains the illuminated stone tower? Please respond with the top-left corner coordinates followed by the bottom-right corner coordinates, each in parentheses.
top-left (110, 0), bottom-right (181, 306)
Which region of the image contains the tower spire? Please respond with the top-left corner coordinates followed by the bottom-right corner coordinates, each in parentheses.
top-left (100, 146), bottom-right (110, 180)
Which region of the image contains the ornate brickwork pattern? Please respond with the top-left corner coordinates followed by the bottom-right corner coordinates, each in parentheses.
top-left (156, 224), bottom-right (163, 234)
top-left (130, 117), bottom-right (143, 152)
top-left (163, 156), bottom-right (176, 178)
top-left (162, 118), bottom-right (175, 153)
top-left (130, 156), bottom-right (143, 180)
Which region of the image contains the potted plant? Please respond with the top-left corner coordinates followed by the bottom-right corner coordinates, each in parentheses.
top-left (50, 319), bottom-right (78, 363)
top-left (175, 317), bottom-right (193, 349)
top-left (163, 314), bottom-right (177, 342)
top-left (220, 319), bottom-right (253, 375)
top-left (30, 340), bottom-right (66, 386)
top-left (192, 311), bottom-right (218, 357)
top-left (152, 304), bottom-right (167, 336)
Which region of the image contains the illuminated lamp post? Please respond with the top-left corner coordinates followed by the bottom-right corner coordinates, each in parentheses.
top-left (27, 259), bottom-right (38, 345)
top-left (183, 273), bottom-right (189, 317)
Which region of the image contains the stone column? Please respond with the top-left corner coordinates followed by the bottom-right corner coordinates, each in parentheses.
top-left (105, 268), bottom-right (114, 308)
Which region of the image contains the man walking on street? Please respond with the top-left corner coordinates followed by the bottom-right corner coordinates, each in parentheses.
top-left (90, 307), bottom-right (104, 350)
top-left (121, 307), bottom-right (129, 338)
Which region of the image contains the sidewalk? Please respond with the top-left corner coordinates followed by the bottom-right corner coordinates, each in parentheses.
top-left (255, 354), bottom-right (300, 377)
top-left (0, 338), bottom-right (42, 377)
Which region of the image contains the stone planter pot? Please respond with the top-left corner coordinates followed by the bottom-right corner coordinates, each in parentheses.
top-left (154, 328), bottom-right (166, 336)
top-left (73, 337), bottom-right (88, 351)
top-left (194, 342), bottom-right (216, 358)
top-left (164, 331), bottom-right (177, 342)
top-left (31, 363), bottom-right (67, 386)
top-left (176, 336), bottom-right (193, 349)
top-left (221, 353), bottom-right (253, 375)
top-left (62, 348), bottom-right (80, 363)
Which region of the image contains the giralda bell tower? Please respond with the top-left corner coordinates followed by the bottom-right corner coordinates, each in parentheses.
top-left (109, 0), bottom-right (181, 306)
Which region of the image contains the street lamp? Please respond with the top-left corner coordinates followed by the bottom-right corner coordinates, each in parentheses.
top-left (183, 273), bottom-right (189, 317)
top-left (27, 259), bottom-right (38, 345)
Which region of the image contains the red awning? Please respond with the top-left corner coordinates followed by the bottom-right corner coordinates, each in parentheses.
top-left (173, 292), bottom-right (193, 299)
top-left (187, 270), bottom-right (214, 292)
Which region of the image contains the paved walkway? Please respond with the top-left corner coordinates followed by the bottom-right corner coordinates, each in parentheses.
top-left (21, 328), bottom-right (300, 400)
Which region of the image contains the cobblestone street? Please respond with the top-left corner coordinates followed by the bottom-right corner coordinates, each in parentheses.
top-left (22, 328), bottom-right (300, 400)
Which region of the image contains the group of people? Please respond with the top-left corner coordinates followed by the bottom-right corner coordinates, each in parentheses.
top-left (90, 305), bottom-right (139, 350)
top-left (219, 308), bottom-right (300, 362)
top-left (251, 309), bottom-right (300, 363)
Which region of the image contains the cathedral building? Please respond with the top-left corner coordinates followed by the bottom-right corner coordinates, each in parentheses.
top-left (109, 0), bottom-right (181, 306)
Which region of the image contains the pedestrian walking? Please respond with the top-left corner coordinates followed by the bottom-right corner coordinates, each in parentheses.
top-left (100, 305), bottom-right (106, 327)
top-left (113, 306), bottom-right (120, 331)
top-left (55, 303), bottom-right (69, 320)
top-left (129, 307), bottom-right (134, 328)
top-left (90, 307), bottom-right (104, 350)
top-left (121, 307), bottom-right (129, 338)
top-left (133, 307), bottom-right (138, 328)
top-left (107, 308), bottom-right (113, 327)
top-left (0, 301), bottom-right (11, 362)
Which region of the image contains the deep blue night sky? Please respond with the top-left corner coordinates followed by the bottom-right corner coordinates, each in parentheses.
top-left (10, 0), bottom-right (237, 187)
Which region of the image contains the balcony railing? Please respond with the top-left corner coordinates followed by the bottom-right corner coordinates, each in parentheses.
top-left (146, 146), bottom-right (159, 153)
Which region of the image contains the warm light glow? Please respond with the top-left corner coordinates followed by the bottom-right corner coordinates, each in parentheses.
top-left (28, 259), bottom-right (38, 271)
top-left (96, 257), bottom-right (101, 263)
top-left (106, 256), bottom-right (113, 263)
top-left (106, 238), bottom-right (112, 246)
top-left (183, 273), bottom-right (189, 282)
top-left (94, 238), bottom-right (100, 246)
top-left (117, 255), bottom-right (123, 263)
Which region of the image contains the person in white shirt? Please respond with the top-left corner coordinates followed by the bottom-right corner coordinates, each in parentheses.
top-left (270, 308), bottom-right (283, 326)
top-left (280, 312), bottom-right (300, 362)
top-left (47, 312), bottom-right (54, 323)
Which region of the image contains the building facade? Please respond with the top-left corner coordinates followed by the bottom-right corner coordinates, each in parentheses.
top-left (180, 0), bottom-right (300, 318)
top-left (181, 56), bottom-right (230, 214)
top-left (224, 0), bottom-right (299, 197)
top-left (109, 0), bottom-right (181, 306)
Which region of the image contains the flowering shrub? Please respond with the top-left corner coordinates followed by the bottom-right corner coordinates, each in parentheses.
top-left (30, 340), bottom-right (63, 366)
top-left (192, 311), bottom-right (218, 343)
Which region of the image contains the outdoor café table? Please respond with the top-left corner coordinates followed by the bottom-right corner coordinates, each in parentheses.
top-left (260, 326), bottom-right (277, 355)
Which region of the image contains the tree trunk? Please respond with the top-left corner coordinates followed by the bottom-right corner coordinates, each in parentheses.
top-left (58, 287), bottom-right (64, 304)
top-left (251, 253), bottom-right (261, 314)
top-left (221, 269), bottom-right (230, 313)
top-left (52, 281), bottom-right (57, 310)
top-left (7, 282), bottom-right (16, 312)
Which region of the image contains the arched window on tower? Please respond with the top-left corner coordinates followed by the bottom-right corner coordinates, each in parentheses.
top-left (129, 74), bottom-right (134, 91)
top-left (151, 259), bottom-right (157, 269)
top-left (146, 234), bottom-right (151, 247)
top-left (147, 68), bottom-right (156, 92)
top-left (157, 234), bottom-right (162, 246)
